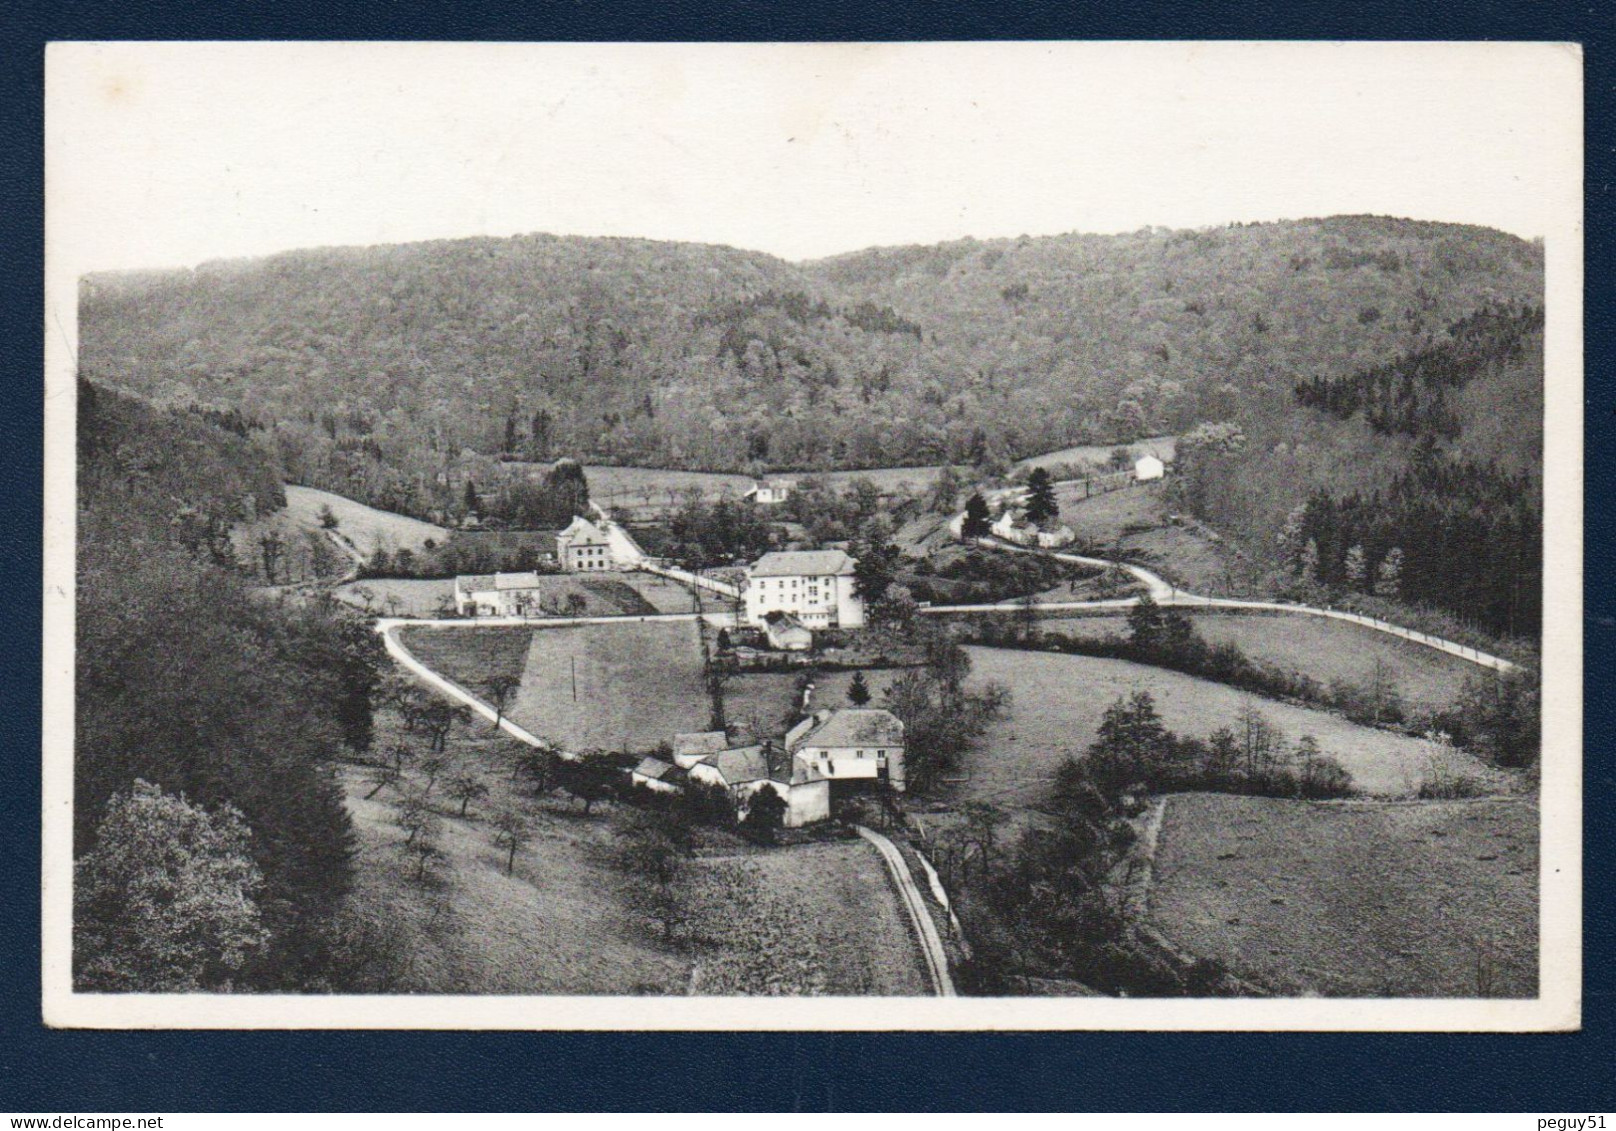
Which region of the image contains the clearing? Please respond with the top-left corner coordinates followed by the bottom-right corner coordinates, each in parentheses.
top-left (950, 646), bottom-right (1503, 806)
top-left (1145, 793), bottom-right (1538, 997)
top-left (1037, 609), bottom-right (1477, 717)
top-left (686, 840), bottom-right (929, 995)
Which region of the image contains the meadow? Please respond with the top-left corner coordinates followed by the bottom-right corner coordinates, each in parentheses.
top-left (1145, 793), bottom-right (1537, 997)
top-left (1037, 609), bottom-right (1479, 717)
top-left (949, 646), bottom-right (1504, 806)
top-left (511, 621), bottom-right (710, 751)
top-left (285, 484), bottom-right (447, 556)
top-left (1050, 482), bottom-right (1239, 594)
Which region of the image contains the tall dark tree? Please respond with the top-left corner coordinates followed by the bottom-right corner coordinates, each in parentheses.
top-left (962, 492), bottom-right (993, 539)
top-left (1023, 468), bottom-right (1059, 527)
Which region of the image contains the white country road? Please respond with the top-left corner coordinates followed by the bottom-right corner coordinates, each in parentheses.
top-left (856, 825), bottom-right (955, 997)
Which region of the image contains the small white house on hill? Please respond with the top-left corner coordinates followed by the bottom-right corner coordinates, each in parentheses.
top-left (785, 708), bottom-right (906, 793)
top-left (991, 511), bottom-right (1075, 549)
top-left (743, 479), bottom-right (796, 505)
top-left (1134, 454), bottom-right (1166, 481)
top-left (744, 549), bottom-right (865, 629)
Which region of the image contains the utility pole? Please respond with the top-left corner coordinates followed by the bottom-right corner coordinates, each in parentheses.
top-left (571, 655), bottom-right (577, 703)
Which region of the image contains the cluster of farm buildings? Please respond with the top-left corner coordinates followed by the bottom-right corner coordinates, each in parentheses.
top-left (629, 707), bottom-right (907, 828)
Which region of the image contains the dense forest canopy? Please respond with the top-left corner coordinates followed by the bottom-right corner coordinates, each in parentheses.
top-left (80, 218), bottom-right (1541, 495)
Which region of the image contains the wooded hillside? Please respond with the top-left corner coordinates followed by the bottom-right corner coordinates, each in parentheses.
top-left (80, 218), bottom-right (1542, 499)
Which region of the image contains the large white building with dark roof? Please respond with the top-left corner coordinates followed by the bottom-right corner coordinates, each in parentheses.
top-left (743, 549), bottom-right (864, 629)
top-left (785, 707), bottom-right (906, 793)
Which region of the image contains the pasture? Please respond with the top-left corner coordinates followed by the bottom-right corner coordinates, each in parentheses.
top-left (1145, 793), bottom-right (1537, 997)
top-left (688, 841), bottom-right (928, 995)
top-left (511, 621), bottom-right (710, 751)
top-left (951, 646), bottom-right (1503, 806)
top-left (1037, 610), bottom-right (1478, 717)
top-left (339, 578), bottom-right (455, 617)
top-left (284, 484), bottom-right (447, 556)
top-left (397, 625), bottom-right (535, 693)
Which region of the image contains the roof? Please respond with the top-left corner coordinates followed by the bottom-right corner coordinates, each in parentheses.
top-left (763, 611), bottom-right (810, 630)
top-left (559, 515), bottom-right (608, 540)
top-left (699, 745), bottom-right (770, 786)
top-left (456, 571), bottom-right (544, 592)
top-left (632, 757), bottom-right (679, 781)
top-left (672, 731), bottom-right (729, 758)
top-left (786, 708), bottom-right (905, 752)
top-left (749, 550), bottom-right (855, 578)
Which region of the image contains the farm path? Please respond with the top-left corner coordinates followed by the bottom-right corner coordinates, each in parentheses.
top-left (856, 826), bottom-right (955, 997)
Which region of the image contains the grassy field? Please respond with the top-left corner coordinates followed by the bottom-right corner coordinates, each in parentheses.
top-left (340, 572), bottom-right (691, 619)
top-left (1016, 435), bottom-right (1175, 474)
top-left (950, 646), bottom-right (1503, 805)
top-left (398, 626), bottom-right (536, 692)
top-left (687, 841), bottom-right (929, 995)
top-left (285, 484), bottom-right (447, 556)
top-left (1037, 610), bottom-right (1478, 717)
top-left (512, 621), bottom-right (710, 751)
top-left (1146, 793), bottom-right (1538, 997)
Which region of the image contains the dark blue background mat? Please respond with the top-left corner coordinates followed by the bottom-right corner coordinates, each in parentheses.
top-left (3, 0), bottom-right (1609, 1112)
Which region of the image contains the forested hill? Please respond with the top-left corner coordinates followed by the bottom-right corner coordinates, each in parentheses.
top-left (80, 218), bottom-right (1542, 505)
top-left (76, 382), bottom-right (381, 990)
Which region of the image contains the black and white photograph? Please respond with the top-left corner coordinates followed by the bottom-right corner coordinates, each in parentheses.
top-left (41, 41), bottom-right (1581, 1029)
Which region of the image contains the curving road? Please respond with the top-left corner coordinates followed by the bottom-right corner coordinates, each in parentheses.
top-left (942, 535), bottom-right (1519, 674)
top-left (856, 825), bottom-right (955, 997)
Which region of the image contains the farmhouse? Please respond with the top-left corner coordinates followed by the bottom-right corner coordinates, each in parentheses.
top-left (629, 756), bottom-right (684, 794)
top-left (1134, 454), bottom-right (1166, 481)
top-left (785, 708), bottom-right (907, 794)
top-left (744, 549), bottom-right (865, 629)
top-left (453, 571), bottom-right (545, 617)
top-left (762, 611), bottom-right (814, 652)
top-left (686, 741), bottom-right (830, 828)
top-left (743, 478), bottom-right (796, 505)
top-left (556, 515), bottom-right (615, 572)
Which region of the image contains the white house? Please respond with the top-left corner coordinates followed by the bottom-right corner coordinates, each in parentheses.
top-left (686, 741), bottom-right (830, 828)
top-left (762, 611), bottom-right (813, 652)
top-left (454, 571), bottom-right (544, 617)
top-left (555, 515), bottom-right (615, 572)
top-left (1134, 454), bottom-right (1166, 482)
top-left (785, 708), bottom-right (906, 793)
top-left (743, 479), bottom-right (796, 505)
top-left (629, 757), bottom-right (684, 794)
top-left (744, 550), bottom-right (865, 630)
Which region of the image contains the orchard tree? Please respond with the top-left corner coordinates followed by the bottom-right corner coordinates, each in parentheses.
top-left (480, 674), bottom-right (520, 731)
top-left (489, 807), bottom-right (532, 875)
top-left (74, 780), bottom-right (269, 992)
top-left (445, 770), bottom-right (490, 818)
